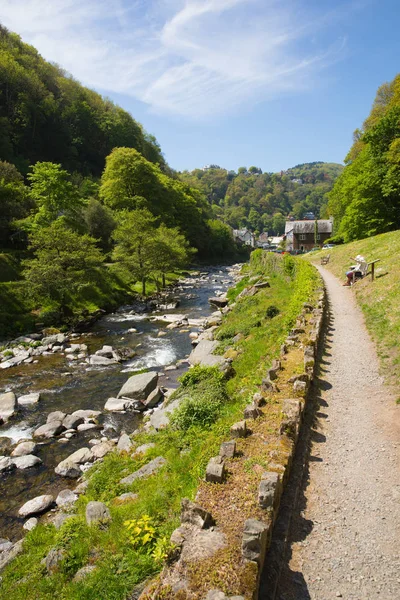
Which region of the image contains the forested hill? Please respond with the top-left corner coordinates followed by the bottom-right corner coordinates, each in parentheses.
top-left (179, 162), bottom-right (343, 235)
top-left (0, 25), bottom-right (164, 176)
top-left (328, 73), bottom-right (400, 242)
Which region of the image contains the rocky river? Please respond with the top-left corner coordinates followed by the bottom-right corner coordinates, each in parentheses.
top-left (0, 266), bottom-right (239, 540)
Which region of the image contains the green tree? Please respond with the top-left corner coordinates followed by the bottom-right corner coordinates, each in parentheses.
top-left (112, 209), bottom-right (158, 295)
top-left (26, 162), bottom-right (83, 229)
top-left (0, 161), bottom-right (30, 246)
top-left (83, 198), bottom-right (116, 251)
top-left (151, 224), bottom-right (195, 289)
top-left (23, 219), bottom-right (104, 318)
top-left (272, 212), bottom-right (286, 235)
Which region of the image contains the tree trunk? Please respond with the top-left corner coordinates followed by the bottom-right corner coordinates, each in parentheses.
top-left (142, 277), bottom-right (146, 296)
top-left (162, 273), bottom-right (166, 289)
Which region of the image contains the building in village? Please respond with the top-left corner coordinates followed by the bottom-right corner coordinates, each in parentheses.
top-left (232, 228), bottom-right (255, 247)
top-left (256, 232), bottom-right (269, 247)
top-left (285, 218), bottom-right (333, 252)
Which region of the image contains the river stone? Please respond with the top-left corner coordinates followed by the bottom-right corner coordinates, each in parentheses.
top-left (85, 501), bottom-right (111, 525)
top-left (117, 433), bottom-right (132, 453)
top-left (70, 409), bottom-right (101, 420)
top-left (64, 447), bottom-right (93, 465)
top-left (91, 440), bottom-right (114, 459)
top-left (77, 423), bottom-right (98, 432)
top-left (47, 411), bottom-right (66, 423)
top-left (0, 437), bottom-right (12, 455)
top-left (56, 489), bottom-right (78, 507)
top-left (148, 397), bottom-right (183, 430)
top-left (143, 387), bottom-right (163, 409)
top-left (44, 547), bottom-right (65, 573)
top-left (23, 517), bottom-right (38, 531)
top-left (42, 333), bottom-right (66, 346)
top-left (89, 354), bottom-right (117, 366)
top-left (0, 539), bottom-right (13, 553)
top-left (0, 392), bottom-right (16, 422)
top-left (117, 371), bottom-right (158, 400)
top-left (62, 414), bottom-right (84, 430)
top-left (104, 397), bottom-right (129, 412)
top-left (13, 454), bottom-right (42, 469)
top-left (34, 421), bottom-right (65, 439)
top-left (18, 494), bottom-right (54, 517)
top-left (11, 441), bottom-right (37, 457)
top-left (95, 345), bottom-right (114, 358)
top-left (120, 456), bottom-right (166, 485)
top-left (133, 443), bottom-right (156, 455)
top-left (17, 392), bottom-right (40, 406)
top-left (0, 539), bottom-right (24, 571)
top-left (208, 297), bottom-right (228, 308)
top-left (55, 460), bottom-right (81, 478)
top-left (0, 456), bottom-right (16, 473)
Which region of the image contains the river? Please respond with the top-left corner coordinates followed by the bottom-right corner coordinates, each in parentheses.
top-left (0, 266), bottom-right (237, 540)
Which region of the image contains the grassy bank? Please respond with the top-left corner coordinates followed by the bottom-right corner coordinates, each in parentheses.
top-left (0, 252), bottom-right (320, 600)
top-left (306, 230), bottom-right (400, 387)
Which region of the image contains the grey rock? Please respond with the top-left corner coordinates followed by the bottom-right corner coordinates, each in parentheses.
top-left (134, 443), bottom-right (156, 455)
top-left (49, 512), bottom-right (75, 530)
top-left (62, 414), bottom-right (84, 430)
top-left (44, 547), bottom-right (65, 573)
top-left (0, 437), bottom-right (12, 455)
top-left (243, 404), bottom-right (262, 420)
top-left (258, 472), bottom-right (280, 509)
top-left (219, 440), bottom-right (236, 459)
top-left (77, 423), bottom-right (98, 432)
top-left (242, 518), bottom-right (269, 565)
top-left (253, 392), bottom-right (266, 407)
top-left (89, 354), bottom-right (117, 366)
top-left (33, 421), bottom-right (65, 439)
top-left (0, 456), bottom-right (16, 473)
top-left (117, 433), bottom-right (132, 453)
top-left (95, 345), bottom-right (115, 358)
top-left (0, 392), bottom-right (16, 422)
top-left (70, 409), bottom-right (101, 420)
top-left (91, 440), bottom-right (115, 459)
top-left (56, 489), bottom-right (78, 507)
top-left (0, 539), bottom-right (24, 571)
top-left (143, 387), bottom-right (163, 409)
top-left (22, 517), bottom-right (38, 531)
top-left (73, 565), bottom-right (96, 581)
top-left (65, 447), bottom-right (93, 465)
top-left (115, 492), bottom-right (138, 503)
top-left (188, 340), bottom-right (225, 369)
top-left (120, 456), bottom-right (166, 485)
top-left (181, 498), bottom-right (214, 529)
top-left (230, 420), bottom-right (247, 438)
top-left (261, 378), bottom-right (279, 393)
top-left (205, 456), bottom-right (225, 483)
top-left (42, 333), bottom-right (66, 346)
top-left (208, 297), bottom-right (228, 308)
top-left (0, 539), bottom-right (13, 553)
top-left (54, 460), bottom-right (81, 478)
top-left (13, 454), bottom-right (42, 469)
top-left (47, 411), bottom-right (66, 423)
top-left (85, 501), bottom-right (111, 525)
top-left (149, 397), bottom-right (184, 430)
top-left (17, 392), bottom-right (40, 405)
top-left (254, 281), bottom-right (270, 289)
top-left (18, 494), bottom-right (54, 517)
top-left (104, 397), bottom-right (129, 411)
top-left (293, 379), bottom-right (307, 396)
top-left (11, 441), bottom-right (37, 457)
top-left (117, 371), bottom-right (158, 400)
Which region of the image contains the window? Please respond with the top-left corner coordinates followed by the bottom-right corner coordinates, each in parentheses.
top-left (300, 234), bottom-right (306, 240)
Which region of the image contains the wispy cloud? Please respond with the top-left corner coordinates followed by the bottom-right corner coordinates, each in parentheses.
top-left (0, 0), bottom-right (349, 119)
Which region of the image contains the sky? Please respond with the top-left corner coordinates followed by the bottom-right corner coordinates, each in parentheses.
top-left (1, 0), bottom-right (399, 173)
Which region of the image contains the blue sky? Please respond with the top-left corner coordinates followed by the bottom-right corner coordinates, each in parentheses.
top-left (1, 0), bottom-right (399, 172)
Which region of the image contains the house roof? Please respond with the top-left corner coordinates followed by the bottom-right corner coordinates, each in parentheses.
top-left (284, 220), bottom-right (333, 234)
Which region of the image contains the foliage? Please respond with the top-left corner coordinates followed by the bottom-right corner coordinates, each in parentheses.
top-left (0, 160), bottom-right (31, 246)
top-left (328, 73), bottom-right (400, 241)
top-left (0, 25), bottom-right (164, 176)
top-left (125, 515), bottom-right (157, 550)
top-left (22, 218), bottom-right (104, 317)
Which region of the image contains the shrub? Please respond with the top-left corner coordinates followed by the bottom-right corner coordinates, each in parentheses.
top-left (265, 305), bottom-right (280, 319)
top-left (170, 392), bottom-right (224, 431)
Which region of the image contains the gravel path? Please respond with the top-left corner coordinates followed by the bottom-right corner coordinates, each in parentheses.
top-left (264, 266), bottom-right (400, 600)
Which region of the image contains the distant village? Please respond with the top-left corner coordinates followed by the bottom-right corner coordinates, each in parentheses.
top-left (232, 214), bottom-right (334, 253)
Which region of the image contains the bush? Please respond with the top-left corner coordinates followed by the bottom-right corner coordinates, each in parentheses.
top-left (265, 305), bottom-right (280, 319)
top-left (170, 392), bottom-right (224, 431)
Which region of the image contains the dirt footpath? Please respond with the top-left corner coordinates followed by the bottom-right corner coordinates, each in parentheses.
top-left (261, 266), bottom-right (400, 600)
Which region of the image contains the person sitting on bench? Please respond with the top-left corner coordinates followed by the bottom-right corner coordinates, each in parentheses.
top-left (343, 255), bottom-right (367, 286)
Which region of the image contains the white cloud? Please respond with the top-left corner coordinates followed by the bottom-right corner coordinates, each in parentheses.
top-left (0, 0), bottom-right (348, 119)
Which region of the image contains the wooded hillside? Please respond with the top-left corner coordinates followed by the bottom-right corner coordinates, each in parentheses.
top-left (328, 73), bottom-right (400, 241)
top-left (180, 162), bottom-right (343, 235)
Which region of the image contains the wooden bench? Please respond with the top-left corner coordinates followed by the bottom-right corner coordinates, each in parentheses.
top-left (350, 259), bottom-right (380, 284)
top-left (320, 254), bottom-right (330, 265)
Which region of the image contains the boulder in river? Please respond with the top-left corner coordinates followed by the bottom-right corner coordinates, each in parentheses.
top-left (13, 454), bottom-right (42, 469)
top-left (0, 391), bottom-right (17, 422)
top-left (64, 447), bottom-right (94, 465)
top-left (104, 397), bottom-right (129, 412)
top-left (17, 392), bottom-right (40, 406)
top-left (208, 297), bottom-right (228, 308)
top-left (11, 441), bottom-right (37, 457)
top-left (23, 517), bottom-right (38, 531)
top-left (143, 387), bottom-right (163, 409)
top-left (47, 411), bottom-right (66, 423)
top-left (0, 437), bottom-right (13, 455)
top-left (91, 440), bottom-right (115, 459)
top-left (117, 371), bottom-right (158, 400)
top-left (18, 494), bottom-right (54, 517)
top-left (54, 460), bottom-right (81, 478)
top-left (0, 456), bottom-right (16, 473)
top-left (89, 355), bottom-right (118, 366)
top-left (33, 421), bottom-right (65, 439)
top-left (70, 409), bottom-right (101, 420)
top-left (62, 414), bottom-right (84, 430)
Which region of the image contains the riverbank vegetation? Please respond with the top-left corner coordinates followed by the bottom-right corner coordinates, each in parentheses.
top-left (309, 230), bottom-right (400, 388)
top-left (0, 252), bottom-right (320, 600)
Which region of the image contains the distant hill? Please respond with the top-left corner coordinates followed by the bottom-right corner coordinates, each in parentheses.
top-left (0, 25), bottom-right (165, 176)
top-left (180, 162), bottom-right (343, 235)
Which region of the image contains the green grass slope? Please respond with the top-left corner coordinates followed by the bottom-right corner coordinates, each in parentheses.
top-left (307, 230), bottom-right (400, 387)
